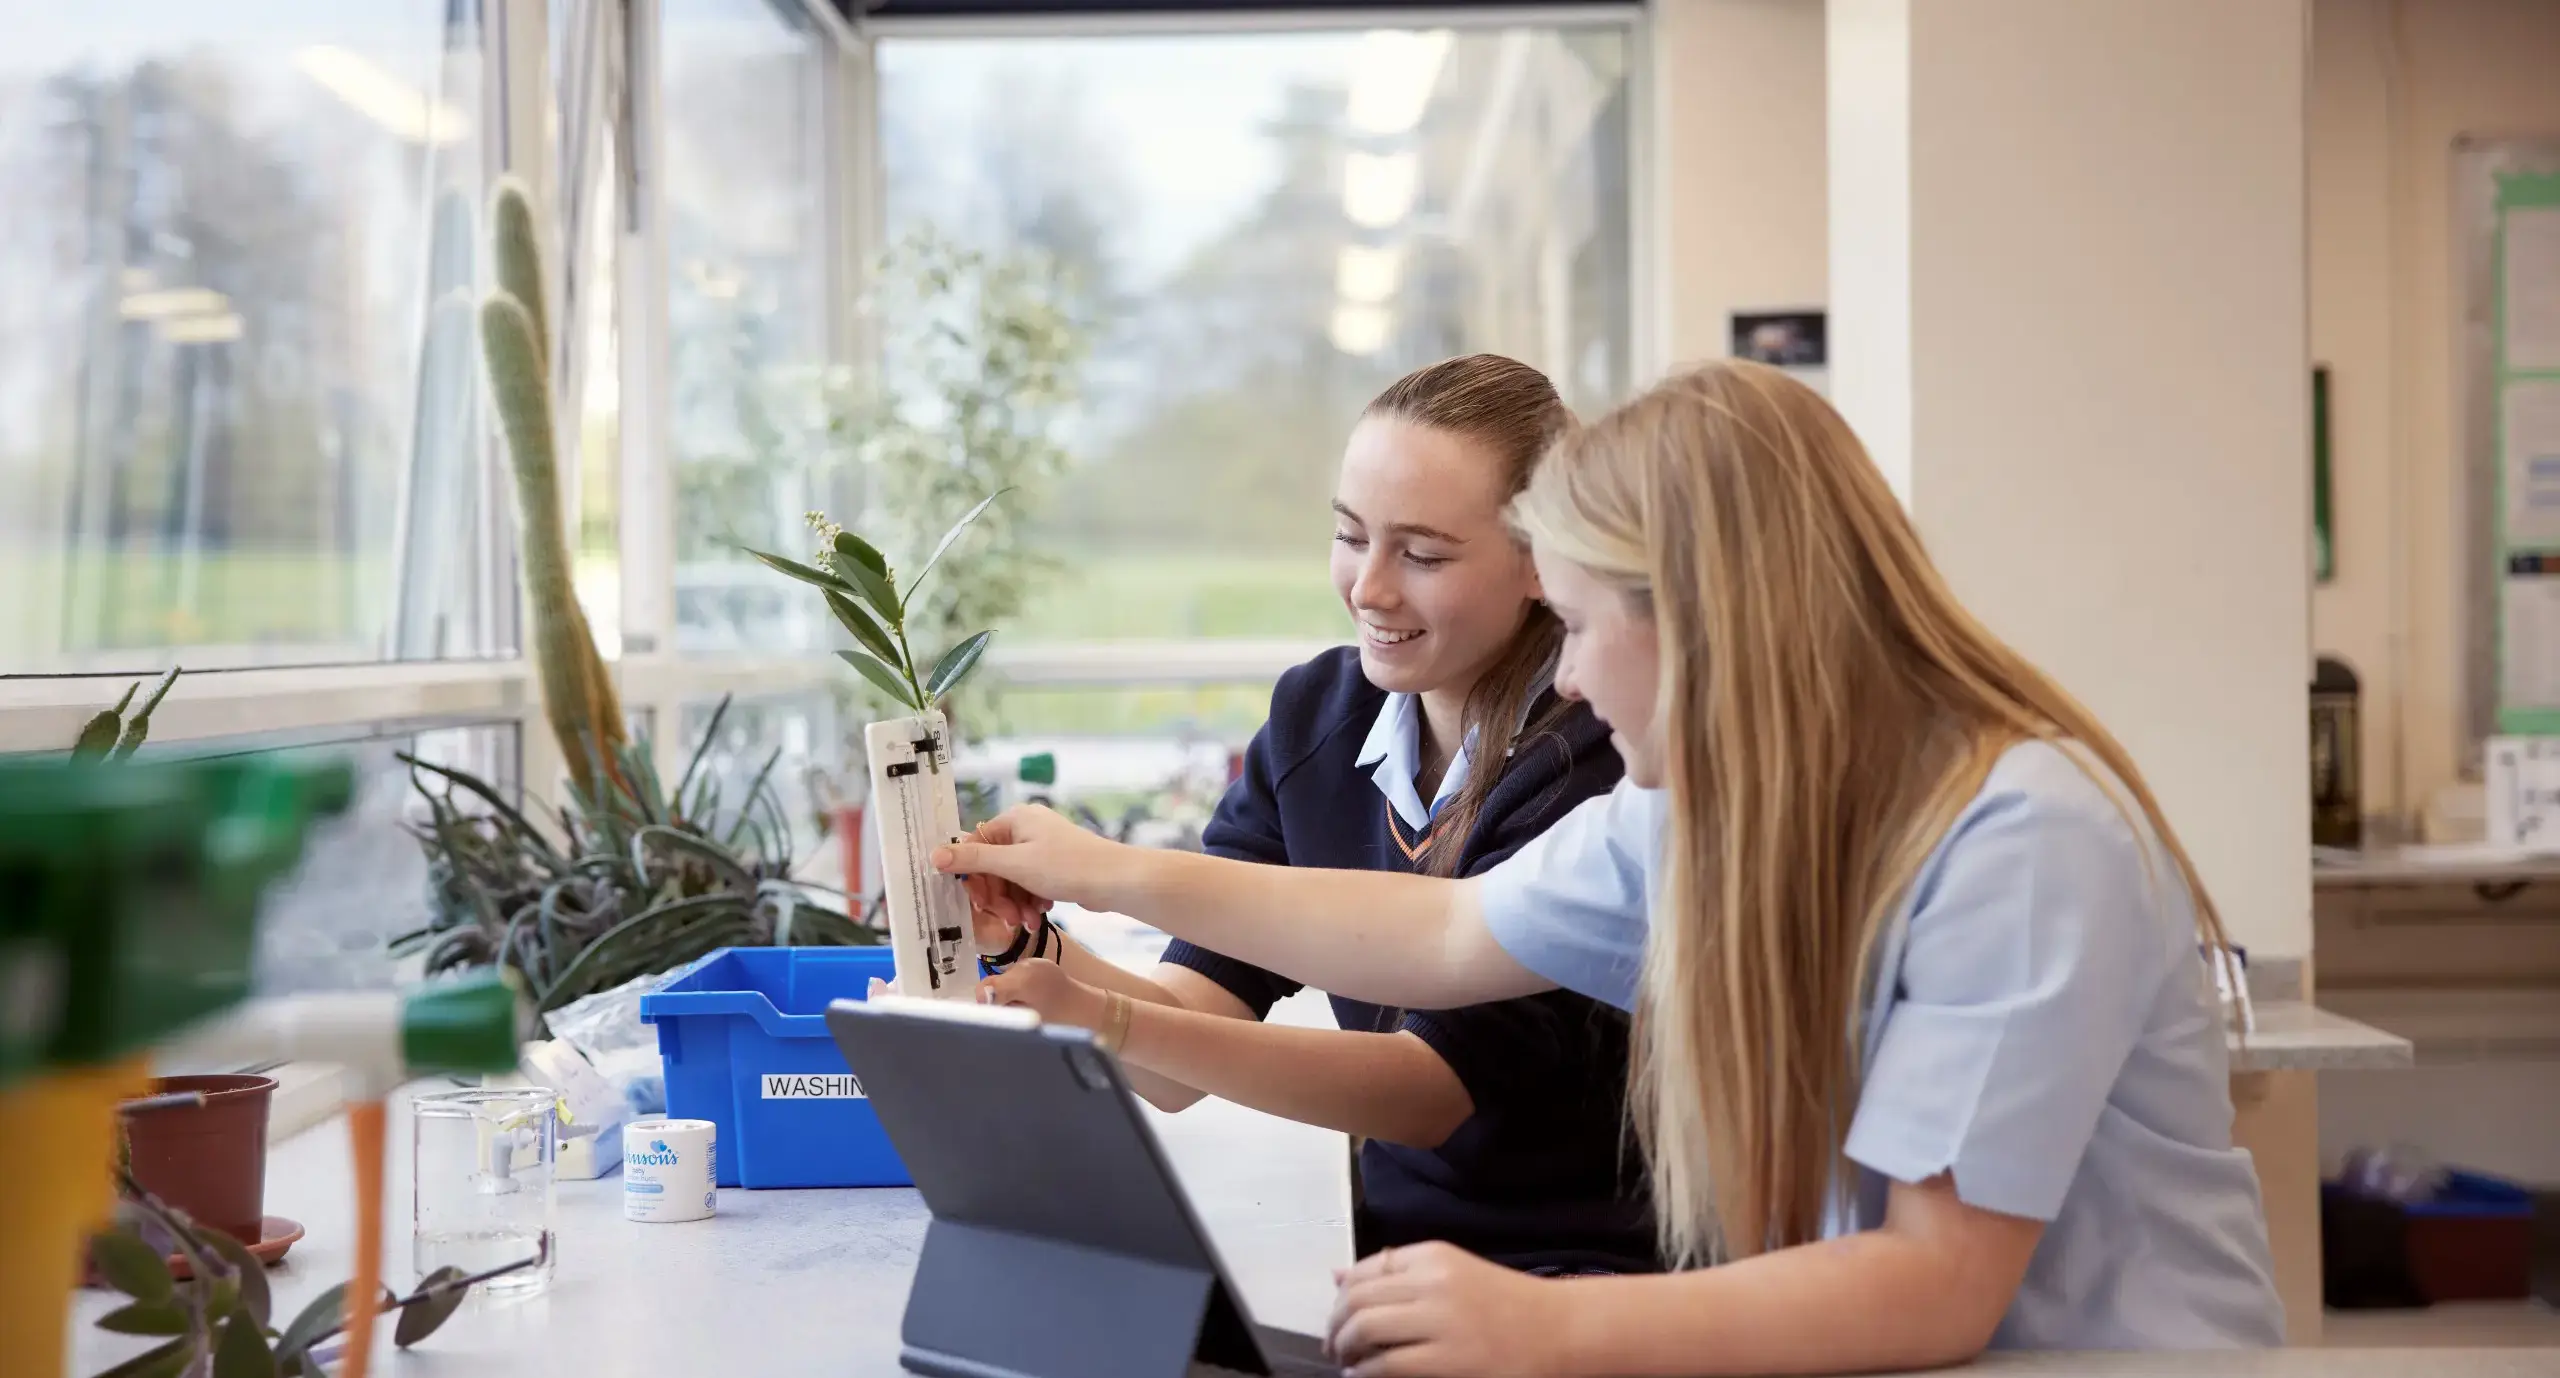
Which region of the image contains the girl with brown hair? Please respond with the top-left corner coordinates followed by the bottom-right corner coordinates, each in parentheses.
top-left (963, 354), bottom-right (1656, 1277)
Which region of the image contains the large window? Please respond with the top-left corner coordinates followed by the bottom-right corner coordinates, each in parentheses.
top-left (0, 4), bottom-right (1647, 994)
top-left (879, 24), bottom-right (1636, 660)
top-left (663, 0), bottom-right (838, 655)
top-left (0, 3), bottom-right (502, 673)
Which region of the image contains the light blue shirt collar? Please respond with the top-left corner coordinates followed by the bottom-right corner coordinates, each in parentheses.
top-left (1354, 659), bottom-right (1558, 833)
top-left (1355, 693), bottom-right (1468, 831)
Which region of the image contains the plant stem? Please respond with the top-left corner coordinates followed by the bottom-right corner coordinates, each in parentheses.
top-left (296, 1236), bottom-right (550, 1353)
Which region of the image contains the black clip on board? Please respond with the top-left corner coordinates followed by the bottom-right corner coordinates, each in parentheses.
top-left (824, 998), bottom-right (1333, 1378)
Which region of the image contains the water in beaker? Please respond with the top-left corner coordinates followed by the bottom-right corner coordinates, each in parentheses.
top-left (412, 1087), bottom-right (557, 1296)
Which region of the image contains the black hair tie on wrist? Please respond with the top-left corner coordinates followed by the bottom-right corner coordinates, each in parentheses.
top-left (982, 922), bottom-right (1034, 972)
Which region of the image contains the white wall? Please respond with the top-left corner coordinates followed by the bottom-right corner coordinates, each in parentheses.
top-left (1658, 3), bottom-right (2560, 839)
top-left (2310, 0), bottom-right (2560, 825)
top-left (1654, 0), bottom-right (1829, 368)
top-left (1828, 0), bottom-right (2313, 958)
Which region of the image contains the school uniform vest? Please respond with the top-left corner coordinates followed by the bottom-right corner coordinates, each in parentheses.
top-left (1162, 647), bottom-right (1657, 1274)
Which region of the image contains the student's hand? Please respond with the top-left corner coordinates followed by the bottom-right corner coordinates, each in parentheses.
top-left (1326, 1243), bottom-right (1569, 1378)
top-left (977, 959), bottom-right (1107, 1030)
top-left (936, 805), bottom-right (1142, 920)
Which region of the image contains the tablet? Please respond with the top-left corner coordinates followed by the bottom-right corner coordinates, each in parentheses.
top-left (825, 996), bottom-right (1334, 1378)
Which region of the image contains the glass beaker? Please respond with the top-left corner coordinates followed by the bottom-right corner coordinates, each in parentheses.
top-left (411, 1087), bottom-right (557, 1296)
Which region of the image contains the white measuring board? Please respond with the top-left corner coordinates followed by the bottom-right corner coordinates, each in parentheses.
top-left (865, 711), bottom-right (982, 1001)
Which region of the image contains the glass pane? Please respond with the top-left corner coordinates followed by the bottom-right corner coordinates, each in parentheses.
top-left (570, 138), bottom-right (622, 655)
top-left (0, 3), bottom-right (506, 673)
top-left (675, 689), bottom-right (847, 872)
top-left (554, 0), bottom-right (623, 655)
top-left (663, 0), bottom-right (833, 655)
top-left (878, 26), bottom-right (1635, 652)
top-left (210, 720), bottom-right (521, 995)
top-left (984, 683), bottom-right (1274, 742)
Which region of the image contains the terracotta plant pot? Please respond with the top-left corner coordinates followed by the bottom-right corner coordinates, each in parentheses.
top-left (121, 1074), bottom-right (276, 1243)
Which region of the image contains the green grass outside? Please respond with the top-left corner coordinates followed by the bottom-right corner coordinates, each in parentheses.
top-left (0, 549), bottom-right (395, 664)
top-left (4, 548), bottom-right (1338, 739)
top-left (985, 552), bottom-right (1343, 737)
top-left (1006, 551), bottom-right (1346, 643)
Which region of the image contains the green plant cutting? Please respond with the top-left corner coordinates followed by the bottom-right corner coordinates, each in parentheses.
top-left (744, 490), bottom-right (1008, 716)
top-left (813, 226), bottom-right (1085, 736)
top-left (85, 1168), bottom-right (536, 1378)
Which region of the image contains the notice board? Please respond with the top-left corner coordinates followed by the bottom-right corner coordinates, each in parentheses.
top-left (2465, 139), bottom-right (2560, 745)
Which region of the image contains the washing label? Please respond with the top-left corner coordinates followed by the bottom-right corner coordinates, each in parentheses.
top-left (761, 1073), bottom-right (866, 1099)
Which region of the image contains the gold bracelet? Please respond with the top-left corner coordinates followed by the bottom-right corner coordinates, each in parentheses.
top-left (1096, 991), bottom-right (1134, 1057)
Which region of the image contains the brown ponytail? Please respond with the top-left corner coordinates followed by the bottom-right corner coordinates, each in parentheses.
top-left (1361, 354), bottom-right (1575, 877)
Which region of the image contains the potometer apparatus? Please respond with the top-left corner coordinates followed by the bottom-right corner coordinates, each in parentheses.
top-left (865, 709), bottom-right (984, 1002)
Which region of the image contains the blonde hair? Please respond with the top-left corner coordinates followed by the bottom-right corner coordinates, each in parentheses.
top-left (1511, 360), bottom-right (2231, 1267)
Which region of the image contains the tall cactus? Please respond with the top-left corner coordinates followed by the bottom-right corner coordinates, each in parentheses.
top-left (480, 176), bottom-right (627, 793)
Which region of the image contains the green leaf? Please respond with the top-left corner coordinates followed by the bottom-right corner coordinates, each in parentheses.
top-left (394, 1267), bottom-right (472, 1348)
top-left (836, 554), bottom-right (904, 629)
top-left (824, 591), bottom-right (905, 669)
top-left (668, 694), bottom-right (732, 820)
top-left (94, 1337), bottom-right (189, 1378)
top-left (630, 825), bottom-right (755, 893)
top-left (397, 753), bottom-right (565, 869)
top-left (274, 1281), bottom-right (351, 1364)
top-left (925, 631), bottom-right (995, 703)
top-left (91, 1228), bottom-right (175, 1305)
top-left (96, 1301), bottom-right (189, 1335)
top-left (536, 893), bottom-right (746, 1011)
top-left (836, 650), bottom-right (919, 710)
top-left (721, 747), bottom-right (785, 852)
top-left (215, 1309), bottom-right (279, 1378)
top-left (194, 1213), bottom-right (269, 1328)
top-left (831, 530), bottom-right (890, 579)
top-left (903, 488), bottom-right (1011, 605)
top-left (110, 665), bottom-right (182, 760)
top-left (72, 709), bottom-right (124, 761)
top-left (741, 547), bottom-right (854, 596)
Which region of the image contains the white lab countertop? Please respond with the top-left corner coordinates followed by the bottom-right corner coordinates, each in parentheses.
top-left (2230, 1000), bottom-right (2413, 1072)
top-left (53, 919), bottom-right (2461, 1376)
top-left (67, 1092), bottom-right (2553, 1378)
top-left (67, 1055), bottom-right (1354, 1376)
top-left (66, 1091), bottom-right (2553, 1378)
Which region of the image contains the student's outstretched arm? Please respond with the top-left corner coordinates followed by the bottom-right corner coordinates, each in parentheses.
top-left (983, 959), bottom-right (1474, 1147)
top-left (936, 805), bottom-right (1553, 1011)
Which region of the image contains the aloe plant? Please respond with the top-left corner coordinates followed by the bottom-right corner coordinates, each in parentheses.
top-left (397, 694), bottom-right (878, 1017)
top-left (68, 667), bottom-right (181, 762)
top-left (85, 1169), bottom-right (530, 1376)
top-left (744, 492), bottom-right (1005, 715)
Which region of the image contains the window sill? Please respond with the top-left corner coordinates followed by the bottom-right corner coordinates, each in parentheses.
top-left (266, 1062), bottom-right (356, 1143)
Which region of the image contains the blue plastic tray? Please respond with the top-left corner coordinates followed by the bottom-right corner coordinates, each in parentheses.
top-left (639, 946), bottom-right (906, 1189)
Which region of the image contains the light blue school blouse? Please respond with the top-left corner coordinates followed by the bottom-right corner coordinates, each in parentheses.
top-left (1475, 740), bottom-right (2285, 1349)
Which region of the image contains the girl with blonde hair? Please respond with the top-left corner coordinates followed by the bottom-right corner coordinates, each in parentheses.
top-left (948, 360), bottom-right (2282, 1373)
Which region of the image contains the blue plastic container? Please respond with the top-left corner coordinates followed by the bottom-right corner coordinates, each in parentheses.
top-left (639, 947), bottom-right (906, 1189)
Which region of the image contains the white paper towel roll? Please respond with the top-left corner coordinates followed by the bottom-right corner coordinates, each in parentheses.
top-left (623, 1119), bottom-right (716, 1223)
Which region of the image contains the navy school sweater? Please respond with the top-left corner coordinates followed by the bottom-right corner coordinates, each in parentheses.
top-left (1161, 647), bottom-right (1659, 1275)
